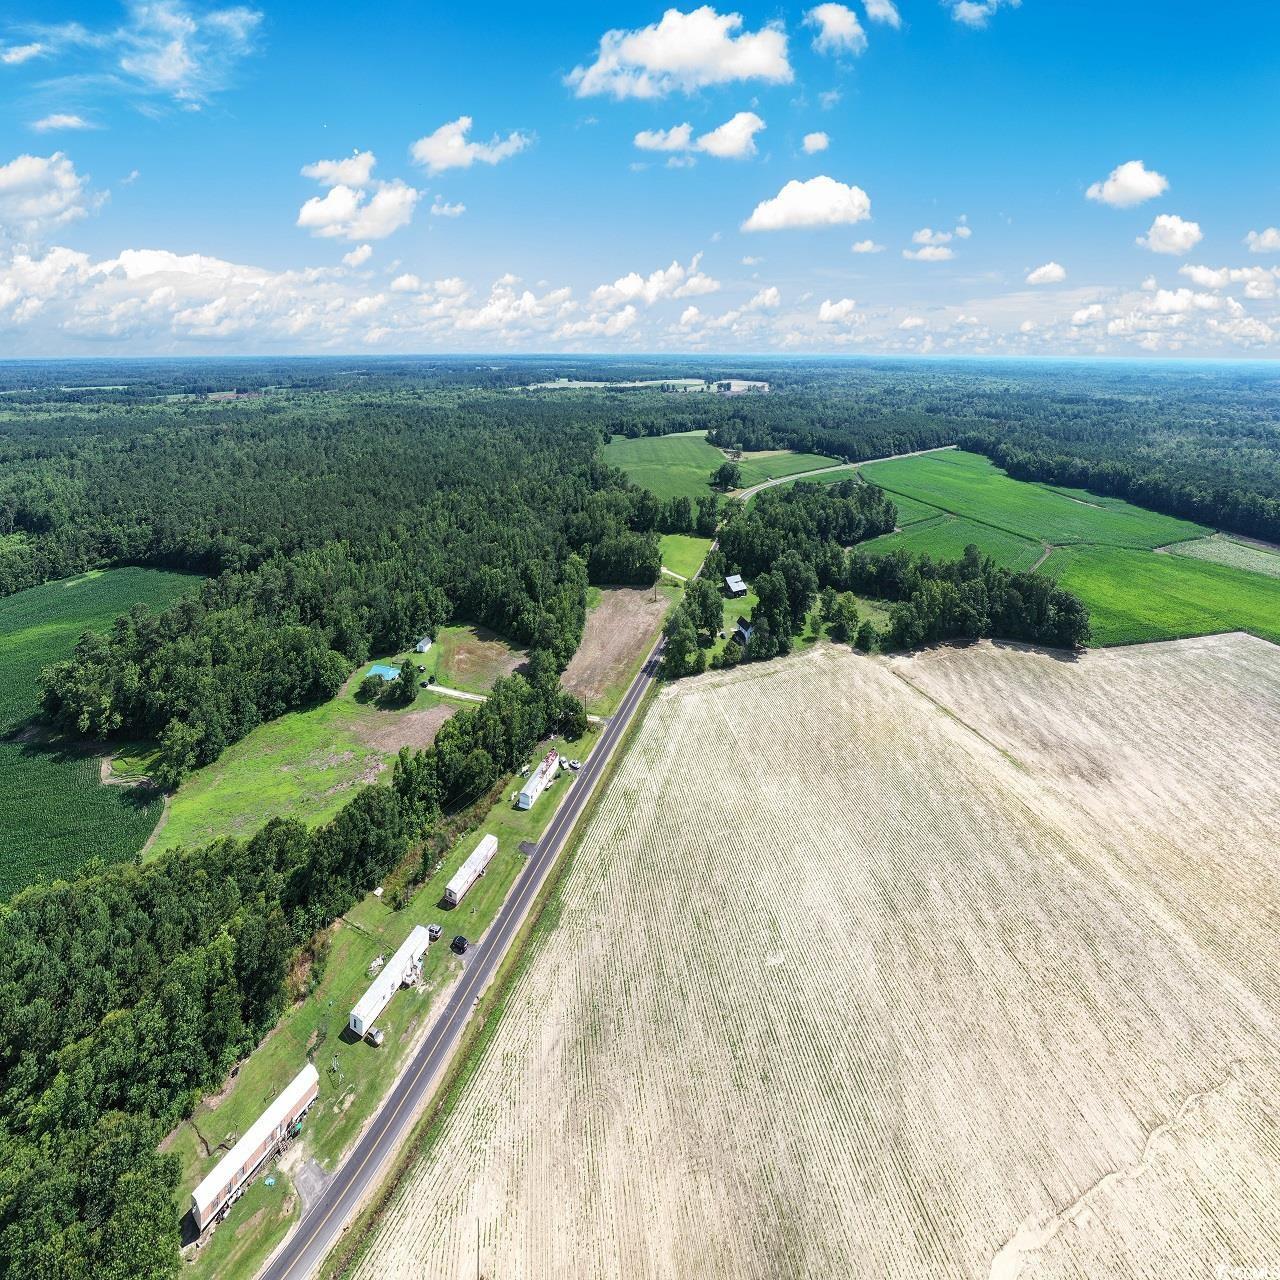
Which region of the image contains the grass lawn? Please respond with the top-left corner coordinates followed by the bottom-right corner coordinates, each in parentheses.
top-left (862, 450), bottom-right (1207, 550)
top-left (174, 721), bottom-right (598, 1280)
top-left (860, 515), bottom-right (1045, 573)
top-left (400, 623), bottom-right (527, 695)
top-left (1168, 534), bottom-right (1280, 580)
top-left (1043, 545), bottom-right (1280, 646)
top-left (602, 430), bottom-right (725, 501)
top-left (146, 681), bottom-right (457, 855)
top-left (735, 448), bottom-right (837, 488)
top-left (659, 533), bottom-right (713, 579)
top-left (0, 567), bottom-right (200, 893)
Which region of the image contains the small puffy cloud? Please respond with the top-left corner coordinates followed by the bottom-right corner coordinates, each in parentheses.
top-left (806, 4), bottom-right (867, 56)
top-left (342, 243), bottom-right (372, 267)
top-left (390, 273), bottom-right (422, 292)
top-left (899, 315), bottom-right (926, 329)
top-left (567, 6), bottom-right (792, 99)
top-left (1026, 261), bottom-right (1066, 285)
top-left (556, 305), bottom-right (638, 339)
top-left (31, 114), bottom-right (94, 132)
top-left (302, 151), bottom-right (376, 188)
top-left (903, 245), bottom-right (954, 261)
top-left (802, 131), bottom-right (829, 154)
top-left (635, 123), bottom-right (694, 152)
top-left (679, 304), bottom-right (702, 327)
top-left (863, 0), bottom-right (901, 26)
top-left (0, 152), bottom-right (92, 238)
top-left (1137, 213), bottom-right (1202, 256)
top-left (741, 254), bottom-right (762, 265)
top-left (2, 42), bottom-right (44, 65)
top-left (590, 254), bottom-right (719, 308)
top-left (635, 112), bottom-right (764, 159)
top-left (430, 196), bottom-right (465, 217)
top-left (1179, 263), bottom-right (1280, 300)
top-left (1071, 304), bottom-right (1105, 326)
top-left (1086, 159), bottom-right (1168, 208)
top-left (297, 180), bottom-right (418, 241)
top-left (742, 175), bottom-right (871, 231)
top-left (819, 88), bottom-right (841, 109)
top-left (946, 0), bottom-right (1020, 27)
top-left (912, 227), bottom-right (952, 246)
top-left (746, 285), bottom-right (780, 309)
top-left (1245, 227), bottom-right (1280, 254)
top-left (818, 297), bottom-right (857, 323)
top-left (410, 116), bottom-right (531, 174)
top-left (851, 238), bottom-right (884, 253)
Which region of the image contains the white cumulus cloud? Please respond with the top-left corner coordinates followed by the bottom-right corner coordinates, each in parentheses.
top-left (863, 0), bottom-right (901, 26)
top-left (818, 296), bottom-right (857, 323)
top-left (635, 123), bottom-right (695, 152)
top-left (590, 253), bottom-right (720, 308)
top-left (1086, 159), bottom-right (1168, 208)
top-left (851, 238), bottom-right (884, 253)
top-left (802, 131), bottom-right (829, 154)
top-left (567, 6), bottom-right (791, 99)
top-left (1137, 213), bottom-right (1202, 256)
top-left (635, 111), bottom-right (765, 159)
top-left (0, 152), bottom-right (93, 239)
top-left (806, 4), bottom-right (867, 56)
top-left (410, 116), bottom-right (531, 174)
top-left (342, 243), bottom-right (372, 267)
top-left (742, 175), bottom-right (871, 231)
top-left (903, 245), bottom-right (954, 261)
top-left (430, 196), bottom-right (465, 218)
top-left (302, 151), bottom-right (376, 188)
top-left (946, 0), bottom-right (1020, 27)
top-left (1026, 261), bottom-right (1066, 285)
top-left (1245, 227), bottom-right (1280, 254)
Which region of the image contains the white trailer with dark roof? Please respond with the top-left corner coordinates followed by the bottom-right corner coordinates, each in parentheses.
top-left (190, 1062), bottom-right (319, 1233)
top-left (444, 833), bottom-right (498, 907)
top-left (348, 924), bottom-right (430, 1038)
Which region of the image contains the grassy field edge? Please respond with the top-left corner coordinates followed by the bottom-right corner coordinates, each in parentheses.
top-left (321, 678), bottom-right (663, 1280)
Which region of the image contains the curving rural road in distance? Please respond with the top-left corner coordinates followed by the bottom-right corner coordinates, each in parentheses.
top-left (259, 633), bottom-right (666, 1280)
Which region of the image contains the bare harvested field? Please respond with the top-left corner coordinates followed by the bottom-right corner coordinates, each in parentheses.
top-left (561, 585), bottom-right (670, 711)
top-left (352, 635), bottom-right (1280, 1280)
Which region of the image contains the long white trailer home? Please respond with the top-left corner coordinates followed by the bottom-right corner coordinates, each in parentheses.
top-left (518, 750), bottom-right (559, 810)
top-left (190, 1063), bottom-right (318, 1233)
top-left (348, 924), bottom-right (430, 1037)
top-left (444, 833), bottom-right (498, 907)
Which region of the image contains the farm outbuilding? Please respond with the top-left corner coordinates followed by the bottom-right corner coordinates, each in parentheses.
top-left (190, 1063), bottom-right (318, 1233)
top-left (414, 636), bottom-right (433, 654)
top-left (725, 574), bottom-right (747, 598)
top-left (518, 751), bottom-right (559, 810)
top-left (349, 924), bottom-right (430, 1038)
top-left (445, 833), bottom-right (498, 907)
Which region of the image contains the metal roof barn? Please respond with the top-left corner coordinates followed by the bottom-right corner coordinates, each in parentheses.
top-left (348, 924), bottom-right (430, 1037)
top-left (445, 833), bottom-right (498, 906)
top-left (190, 1062), bottom-right (318, 1232)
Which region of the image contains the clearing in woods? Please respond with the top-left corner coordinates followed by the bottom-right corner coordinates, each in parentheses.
top-left (348, 636), bottom-right (1280, 1280)
top-left (561, 582), bottom-right (678, 716)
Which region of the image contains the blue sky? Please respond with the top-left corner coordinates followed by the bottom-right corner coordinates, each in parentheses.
top-left (1, 0), bottom-right (1278, 356)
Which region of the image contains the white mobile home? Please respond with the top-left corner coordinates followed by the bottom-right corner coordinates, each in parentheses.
top-left (348, 924), bottom-right (430, 1037)
top-left (445, 833), bottom-right (498, 906)
top-left (190, 1063), bottom-right (318, 1232)
top-left (518, 751), bottom-right (559, 810)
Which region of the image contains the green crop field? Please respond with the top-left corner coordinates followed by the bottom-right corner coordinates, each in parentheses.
top-left (862, 450), bottom-right (1206, 550)
top-left (1043, 546), bottom-right (1280, 646)
top-left (602, 430), bottom-right (726, 500)
top-left (0, 568), bottom-right (201, 894)
top-left (659, 533), bottom-right (712, 579)
top-left (735, 448), bottom-right (837, 488)
top-left (861, 515), bottom-right (1044, 573)
top-left (1168, 534), bottom-right (1280, 581)
top-left (0, 567), bottom-right (199, 732)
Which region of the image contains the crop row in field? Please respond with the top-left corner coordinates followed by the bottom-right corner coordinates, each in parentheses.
top-left (349, 637), bottom-right (1280, 1280)
top-left (1167, 533), bottom-right (1280, 580)
top-left (861, 450), bottom-right (1206, 549)
top-left (861, 514), bottom-right (1044, 572)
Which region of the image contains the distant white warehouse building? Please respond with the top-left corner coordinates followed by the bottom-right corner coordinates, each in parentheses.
top-left (444, 833), bottom-right (498, 907)
top-left (518, 750), bottom-right (559, 810)
top-left (348, 924), bottom-right (430, 1038)
top-left (190, 1062), bottom-right (318, 1233)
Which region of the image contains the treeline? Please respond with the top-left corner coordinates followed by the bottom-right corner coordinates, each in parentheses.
top-left (0, 665), bottom-right (582, 1279)
top-left (850, 545), bottom-right (1090, 650)
top-left (963, 432), bottom-right (1280, 543)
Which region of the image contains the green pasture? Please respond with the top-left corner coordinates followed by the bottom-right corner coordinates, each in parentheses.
top-left (601, 430), bottom-right (725, 500)
top-left (659, 533), bottom-right (713, 579)
top-left (861, 515), bottom-right (1045, 573)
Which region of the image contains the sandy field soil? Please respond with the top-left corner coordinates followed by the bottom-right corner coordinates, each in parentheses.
top-left (352, 703), bottom-right (455, 755)
top-left (561, 586), bottom-right (669, 708)
top-left (351, 634), bottom-right (1280, 1280)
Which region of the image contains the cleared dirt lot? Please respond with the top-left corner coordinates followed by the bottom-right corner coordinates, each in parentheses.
top-left (561, 585), bottom-right (669, 712)
top-left (352, 635), bottom-right (1280, 1280)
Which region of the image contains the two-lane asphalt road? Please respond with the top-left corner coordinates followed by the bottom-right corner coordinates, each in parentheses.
top-left (260, 634), bottom-right (666, 1280)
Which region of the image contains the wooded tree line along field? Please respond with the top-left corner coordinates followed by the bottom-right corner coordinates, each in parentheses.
top-left (1, 356), bottom-right (1278, 1280)
top-left (347, 636), bottom-right (1280, 1280)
